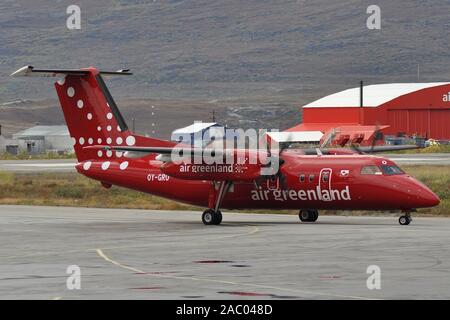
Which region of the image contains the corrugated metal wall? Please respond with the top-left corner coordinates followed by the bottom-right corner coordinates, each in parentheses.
top-left (387, 109), bottom-right (450, 139)
top-left (430, 110), bottom-right (450, 139)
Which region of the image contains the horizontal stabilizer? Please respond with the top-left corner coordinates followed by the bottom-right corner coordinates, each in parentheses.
top-left (10, 66), bottom-right (132, 77)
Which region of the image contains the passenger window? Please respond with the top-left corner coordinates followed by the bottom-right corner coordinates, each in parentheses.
top-left (322, 173), bottom-right (329, 182)
top-left (299, 174), bottom-right (305, 182)
top-left (360, 166), bottom-right (382, 175)
top-left (309, 174), bottom-right (314, 182)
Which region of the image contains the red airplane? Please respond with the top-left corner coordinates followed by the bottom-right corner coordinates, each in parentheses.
top-left (11, 66), bottom-right (440, 226)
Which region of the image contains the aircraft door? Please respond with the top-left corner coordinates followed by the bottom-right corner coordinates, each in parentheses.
top-left (319, 168), bottom-right (332, 195)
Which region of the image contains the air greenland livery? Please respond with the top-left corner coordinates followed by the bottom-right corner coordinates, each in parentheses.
top-left (11, 66), bottom-right (440, 226)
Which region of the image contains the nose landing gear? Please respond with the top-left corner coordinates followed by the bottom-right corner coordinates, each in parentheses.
top-left (399, 210), bottom-right (413, 225)
top-left (299, 209), bottom-right (319, 222)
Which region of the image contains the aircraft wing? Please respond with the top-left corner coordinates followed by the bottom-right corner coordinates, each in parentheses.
top-left (358, 145), bottom-right (420, 153)
top-left (301, 144), bottom-right (420, 155)
top-left (84, 145), bottom-right (226, 157)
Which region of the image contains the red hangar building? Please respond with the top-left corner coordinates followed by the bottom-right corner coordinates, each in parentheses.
top-left (287, 82), bottom-right (450, 146)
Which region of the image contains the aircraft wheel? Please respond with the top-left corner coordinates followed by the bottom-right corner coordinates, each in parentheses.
top-left (202, 209), bottom-right (215, 225)
top-left (215, 210), bottom-right (223, 225)
top-left (299, 209), bottom-right (319, 222)
top-left (399, 215), bottom-right (411, 225)
top-left (202, 209), bottom-right (222, 225)
top-left (309, 210), bottom-right (319, 222)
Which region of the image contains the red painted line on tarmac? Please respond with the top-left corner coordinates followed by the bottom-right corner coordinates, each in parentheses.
top-left (218, 291), bottom-right (271, 297)
top-left (193, 260), bottom-right (234, 264)
top-left (129, 287), bottom-right (166, 290)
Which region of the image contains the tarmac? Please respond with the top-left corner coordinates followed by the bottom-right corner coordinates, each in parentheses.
top-left (1, 205), bottom-right (449, 299)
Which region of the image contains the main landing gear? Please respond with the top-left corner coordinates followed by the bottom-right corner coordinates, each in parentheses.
top-left (399, 211), bottom-right (413, 225)
top-left (202, 181), bottom-right (232, 225)
top-left (299, 209), bottom-right (319, 222)
top-left (202, 209), bottom-right (222, 225)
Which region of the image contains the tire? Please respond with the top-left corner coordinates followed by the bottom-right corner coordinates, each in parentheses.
top-left (299, 209), bottom-right (318, 222)
top-left (202, 209), bottom-right (215, 225)
top-left (399, 215), bottom-right (411, 225)
top-left (202, 209), bottom-right (222, 225)
top-left (214, 210), bottom-right (223, 225)
top-left (308, 210), bottom-right (319, 222)
top-left (299, 210), bottom-right (310, 222)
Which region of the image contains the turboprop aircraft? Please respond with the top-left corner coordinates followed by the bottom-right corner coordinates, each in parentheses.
top-left (11, 66), bottom-right (440, 226)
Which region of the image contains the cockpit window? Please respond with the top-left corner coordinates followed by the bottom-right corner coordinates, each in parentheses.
top-left (381, 165), bottom-right (404, 175)
top-left (360, 165), bottom-right (382, 175)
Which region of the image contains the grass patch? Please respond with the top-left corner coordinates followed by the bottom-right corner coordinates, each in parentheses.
top-left (0, 172), bottom-right (196, 210)
top-left (386, 144), bottom-right (450, 154)
top-left (0, 166), bottom-right (448, 216)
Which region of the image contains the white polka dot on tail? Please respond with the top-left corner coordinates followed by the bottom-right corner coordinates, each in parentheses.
top-left (67, 87), bottom-right (75, 97)
top-left (106, 113), bottom-right (113, 120)
top-left (97, 150), bottom-right (103, 157)
top-left (106, 150), bottom-right (113, 157)
top-left (83, 161), bottom-right (92, 170)
top-left (79, 137), bottom-right (85, 145)
top-left (88, 138), bottom-right (93, 145)
top-left (97, 138), bottom-right (102, 144)
top-left (119, 161), bottom-right (129, 170)
top-left (107, 125), bottom-right (112, 131)
top-left (77, 100), bottom-right (84, 109)
top-left (116, 137), bottom-right (123, 145)
top-left (87, 113), bottom-right (93, 120)
top-left (106, 137), bottom-right (112, 144)
top-left (57, 77), bottom-right (65, 85)
top-left (126, 136), bottom-right (136, 146)
top-left (101, 162), bottom-right (110, 170)
top-left (97, 126), bottom-right (101, 132)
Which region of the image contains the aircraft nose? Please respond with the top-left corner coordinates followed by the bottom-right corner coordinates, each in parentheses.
top-left (401, 176), bottom-right (440, 208)
top-left (417, 186), bottom-right (440, 207)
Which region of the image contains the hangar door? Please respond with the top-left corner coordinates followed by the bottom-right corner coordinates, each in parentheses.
top-left (408, 110), bottom-right (428, 137)
top-left (387, 110), bottom-right (409, 135)
top-left (430, 110), bottom-right (450, 139)
top-left (388, 109), bottom-right (450, 139)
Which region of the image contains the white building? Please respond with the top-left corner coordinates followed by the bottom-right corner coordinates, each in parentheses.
top-left (3, 125), bottom-right (74, 154)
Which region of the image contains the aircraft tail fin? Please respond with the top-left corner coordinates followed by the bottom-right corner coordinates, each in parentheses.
top-left (11, 66), bottom-right (174, 161)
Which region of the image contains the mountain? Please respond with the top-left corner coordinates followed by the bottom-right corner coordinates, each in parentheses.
top-left (1, 0), bottom-right (449, 137)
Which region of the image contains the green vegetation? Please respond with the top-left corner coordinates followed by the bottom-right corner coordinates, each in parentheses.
top-left (0, 166), bottom-right (448, 216)
top-left (0, 171), bottom-right (195, 210)
top-left (0, 152), bottom-right (76, 160)
top-left (387, 144), bottom-right (450, 154)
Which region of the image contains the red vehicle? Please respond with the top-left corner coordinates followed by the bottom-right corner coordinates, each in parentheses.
top-left (11, 66), bottom-right (440, 226)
